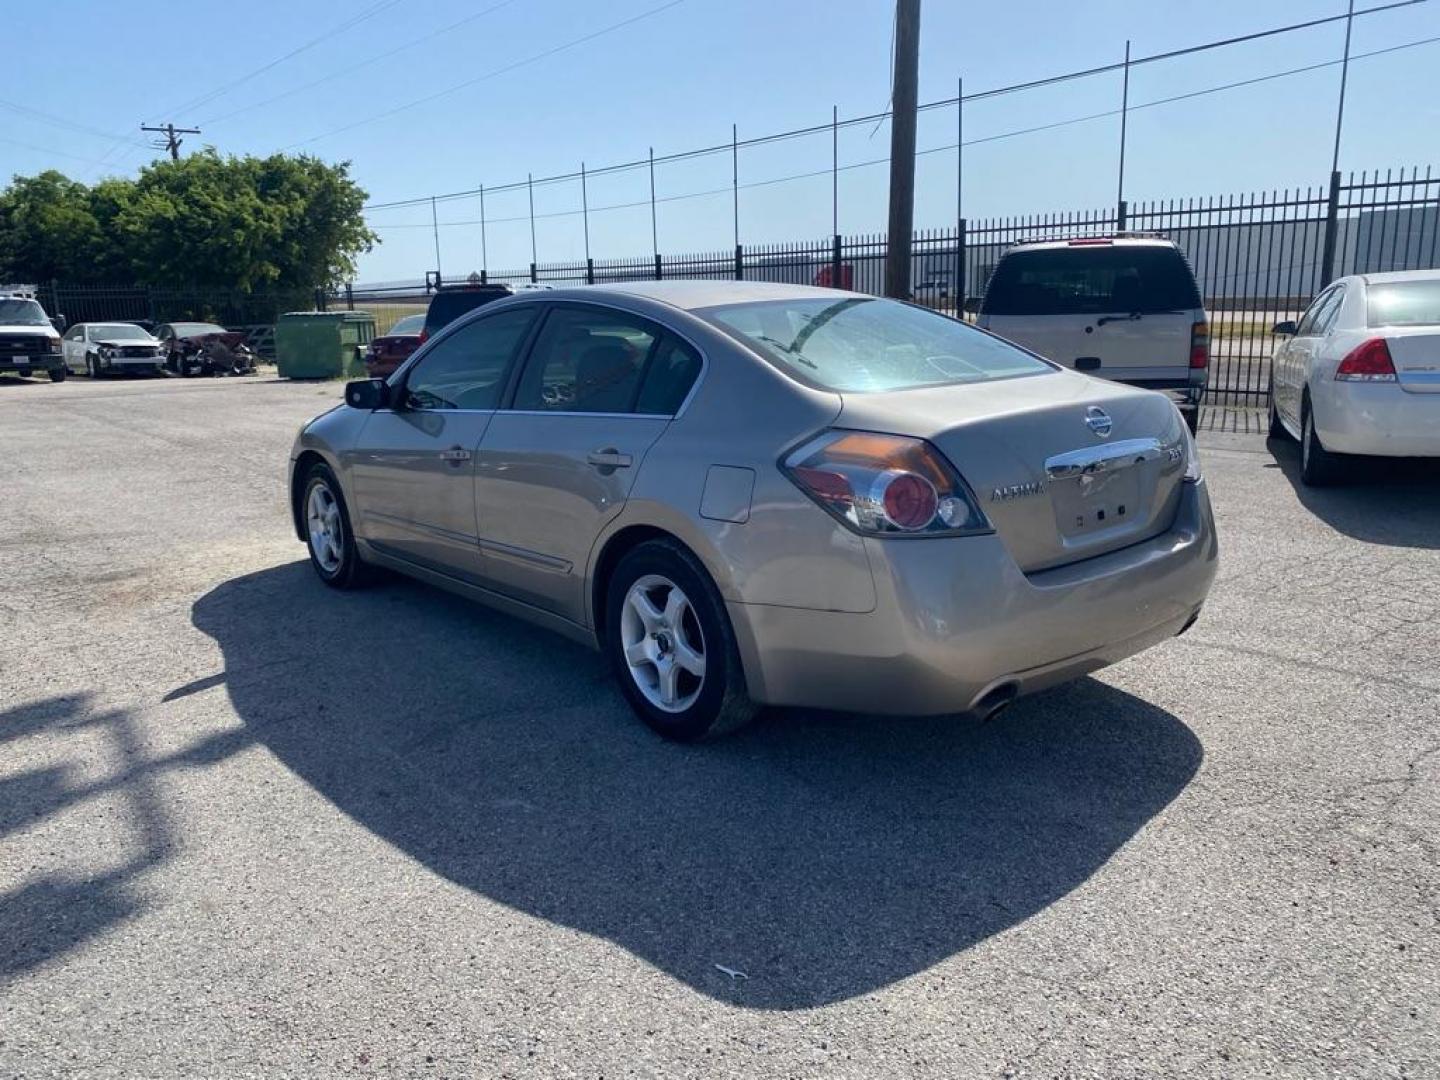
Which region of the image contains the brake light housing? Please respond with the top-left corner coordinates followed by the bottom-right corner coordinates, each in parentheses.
top-left (1334, 337), bottom-right (1397, 382)
top-left (783, 430), bottom-right (992, 537)
top-left (418, 327), bottom-right (429, 345)
top-left (1189, 320), bottom-right (1209, 370)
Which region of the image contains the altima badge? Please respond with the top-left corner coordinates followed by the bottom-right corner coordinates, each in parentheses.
top-left (991, 481), bottom-right (1045, 502)
top-left (1085, 406), bottom-right (1113, 437)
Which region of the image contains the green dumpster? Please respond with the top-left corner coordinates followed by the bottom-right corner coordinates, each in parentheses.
top-left (275, 311), bottom-right (376, 379)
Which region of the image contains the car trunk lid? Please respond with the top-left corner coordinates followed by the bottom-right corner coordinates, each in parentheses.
top-left (836, 371), bottom-right (1189, 573)
top-left (1384, 328), bottom-right (1440, 394)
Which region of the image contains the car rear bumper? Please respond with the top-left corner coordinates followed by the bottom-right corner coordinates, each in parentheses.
top-left (1314, 381), bottom-right (1440, 457)
top-left (728, 478), bottom-right (1218, 715)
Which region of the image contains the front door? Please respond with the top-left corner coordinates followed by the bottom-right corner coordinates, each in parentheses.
top-left (346, 306), bottom-right (539, 581)
top-left (473, 303), bottom-right (700, 624)
top-left (62, 325), bottom-right (85, 372)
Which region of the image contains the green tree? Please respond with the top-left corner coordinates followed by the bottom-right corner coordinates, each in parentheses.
top-left (0, 151), bottom-right (376, 288)
top-left (0, 171), bottom-right (104, 281)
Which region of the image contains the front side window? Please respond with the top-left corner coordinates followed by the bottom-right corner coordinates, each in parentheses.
top-left (64, 325), bottom-right (83, 341)
top-left (1367, 280), bottom-right (1440, 327)
top-left (512, 306), bottom-right (659, 413)
top-left (701, 296), bottom-right (1050, 393)
top-left (402, 307), bottom-right (536, 411)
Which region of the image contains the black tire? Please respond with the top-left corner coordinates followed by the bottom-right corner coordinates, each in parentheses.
top-left (48, 365), bottom-right (66, 383)
top-left (301, 463), bottom-right (374, 589)
top-left (604, 538), bottom-right (756, 742)
top-left (1267, 380), bottom-right (1286, 440)
top-left (1300, 395), bottom-right (1343, 487)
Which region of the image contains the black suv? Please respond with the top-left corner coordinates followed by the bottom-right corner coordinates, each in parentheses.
top-left (422, 283), bottom-right (517, 342)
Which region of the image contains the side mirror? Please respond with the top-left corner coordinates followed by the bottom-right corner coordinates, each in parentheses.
top-left (345, 378), bottom-right (388, 410)
top-left (50, 315), bottom-right (67, 332)
top-left (1272, 320), bottom-right (1298, 335)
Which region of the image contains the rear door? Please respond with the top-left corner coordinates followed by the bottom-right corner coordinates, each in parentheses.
top-left (980, 243), bottom-right (1200, 383)
top-left (473, 302), bottom-right (701, 624)
top-left (346, 305), bottom-right (538, 580)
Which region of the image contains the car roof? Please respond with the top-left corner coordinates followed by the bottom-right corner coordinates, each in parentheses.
top-left (528, 279), bottom-right (851, 311)
top-left (1004, 236), bottom-right (1180, 253)
top-left (1357, 268), bottom-right (1440, 286)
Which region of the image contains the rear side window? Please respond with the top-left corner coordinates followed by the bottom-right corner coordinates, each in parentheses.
top-left (1367, 280), bottom-right (1440, 327)
top-left (636, 337), bottom-right (702, 414)
top-left (424, 289), bottom-right (511, 335)
top-left (982, 246), bottom-right (1202, 316)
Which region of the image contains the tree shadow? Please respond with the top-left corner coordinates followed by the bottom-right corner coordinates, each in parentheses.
top-left (192, 562), bottom-right (1202, 1010)
top-left (1268, 435), bottom-right (1440, 549)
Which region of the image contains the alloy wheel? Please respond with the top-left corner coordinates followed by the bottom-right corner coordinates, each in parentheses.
top-left (306, 482), bottom-right (344, 574)
top-left (620, 574), bottom-right (707, 713)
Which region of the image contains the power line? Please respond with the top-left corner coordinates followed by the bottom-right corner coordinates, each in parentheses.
top-left (365, 34), bottom-right (1440, 232)
top-left (201, 0), bottom-right (518, 127)
top-left (360, 0), bottom-right (1429, 213)
top-left (285, 0), bottom-right (689, 149)
top-left (167, 0), bottom-right (406, 119)
top-left (0, 99), bottom-right (148, 149)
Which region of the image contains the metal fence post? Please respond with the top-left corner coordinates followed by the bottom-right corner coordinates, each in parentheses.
top-left (314, 287), bottom-right (327, 312)
top-left (1320, 169), bottom-right (1342, 287)
top-left (344, 283), bottom-right (354, 311)
top-left (480, 269), bottom-right (488, 285)
top-left (734, 244), bottom-right (743, 281)
top-left (956, 219), bottom-right (967, 318)
top-left (654, 253), bottom-right (663, 281)
top-left (529, 262), bottom-right (537, 284)
top-left (832, 233), bottom-right (842, 289)
top-left (586, 257), bottom-right (595, 285)
top-left (1117, 199), bottom-right (1128, 232)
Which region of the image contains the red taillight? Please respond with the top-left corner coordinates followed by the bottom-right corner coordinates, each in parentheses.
top-left (1335, 338), bottom-right (1397, 381)
top-left (418, 328), bottom-right (429, 344)
top-left (783, 431), bottom-right (989, 536)
top-left (1189, 320), bottom-right (1209, 370)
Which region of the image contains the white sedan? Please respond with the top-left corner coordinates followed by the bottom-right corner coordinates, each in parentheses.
top-left (1269, 269), bottom-right (1440, 485)
top-left (60, 322), bottom-right (166, 377)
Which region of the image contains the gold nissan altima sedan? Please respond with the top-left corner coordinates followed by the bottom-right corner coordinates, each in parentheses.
top-left (289, 281), bottom-right (1217, 740)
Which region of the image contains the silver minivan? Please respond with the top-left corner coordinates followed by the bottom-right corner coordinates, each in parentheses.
top-left (978, 237), bottom-right (1209, 431)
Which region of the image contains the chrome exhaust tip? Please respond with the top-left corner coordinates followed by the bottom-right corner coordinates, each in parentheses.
top-left (971, 682), bottom-right (1019, 723)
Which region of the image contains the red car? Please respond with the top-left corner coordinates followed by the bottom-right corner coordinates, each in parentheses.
top-left (363, 313), bottom-right (425, 377)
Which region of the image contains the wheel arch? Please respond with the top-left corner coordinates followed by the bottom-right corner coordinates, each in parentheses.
top-left (289, 449), bottom-right (331, 541)
top-left (586, 511), bottom-right (736, 644)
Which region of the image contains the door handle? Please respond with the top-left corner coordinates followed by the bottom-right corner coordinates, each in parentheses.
top-left (439, 445), bottom-right (472, 463)
top-left (586, 448), bottom-right (633, 470)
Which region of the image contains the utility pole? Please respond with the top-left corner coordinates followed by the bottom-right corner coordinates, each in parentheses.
top-left (140, 122), bottom-right (200, 161)
top-left (1330, 0), bottom-right (1355, 175)
top-left (883, 0), bottom-right (921, 299)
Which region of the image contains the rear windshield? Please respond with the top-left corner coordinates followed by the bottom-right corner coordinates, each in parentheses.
top-left (700, 296), bottom-right (1051, 393)
top-left (0, 298), bottom-right (50, 326)
top-left (425, 289), bottom-right (510, 333)
top-left (387, 313), bottom-right (425, 335)
top-left (171, 323), bottom-right (226, 336)
top-left (983, 245), bottom-right (1202, 316)
top-left (1367, 280), bottom-right (1440, 327)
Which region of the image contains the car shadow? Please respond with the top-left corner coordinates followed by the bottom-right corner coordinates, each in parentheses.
top-left (191, 562), bottom-right (1202, 1010)
top-left (1268, 434), bottom-right (1440, 549)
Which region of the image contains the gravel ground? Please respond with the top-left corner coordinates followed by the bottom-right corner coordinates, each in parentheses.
top-left (1, 373), bottom-right (1436, 1079)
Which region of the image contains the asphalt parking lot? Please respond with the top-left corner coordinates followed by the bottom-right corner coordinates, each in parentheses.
top-left (2, 374), bottom-right (1437, 1078)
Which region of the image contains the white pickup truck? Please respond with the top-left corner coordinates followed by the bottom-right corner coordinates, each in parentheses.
top-left (0, 294), bottom-right (66, 381)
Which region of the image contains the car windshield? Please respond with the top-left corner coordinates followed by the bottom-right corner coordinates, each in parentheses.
top-left (0, 298), bottom-right (51, 326)
top-left (171, 322), bottom-right (227, 336)
top-left (982, 245), bottom-right (1203, 316)
top-left (700, 296), bottom-right (1052, 392)
top-left (1367, 280), bottom-right (1440, 327)
top-left (388, 314), bottom-right (425, 335)
top-left (92, 324), bottom-right (151, 340)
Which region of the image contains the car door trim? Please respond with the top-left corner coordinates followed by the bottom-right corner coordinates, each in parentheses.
top-left (477, 537), bottom-right (573, 573)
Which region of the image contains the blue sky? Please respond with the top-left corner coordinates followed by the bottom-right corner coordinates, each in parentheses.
top-left (5, 0), bottom-right (1438, 282)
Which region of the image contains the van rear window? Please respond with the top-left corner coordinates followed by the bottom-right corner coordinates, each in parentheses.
top-left (424, 289), bottom-right (510, 334)
top-left (983, 246), bottom-right (1202, 316)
